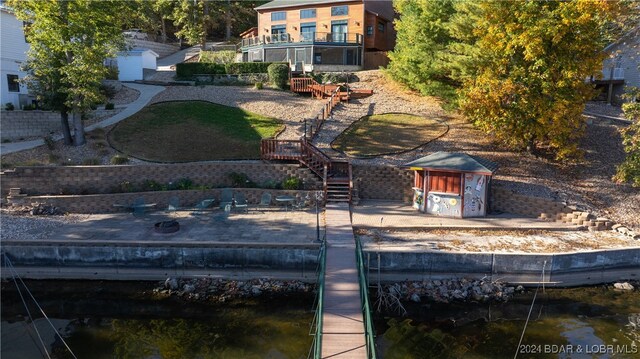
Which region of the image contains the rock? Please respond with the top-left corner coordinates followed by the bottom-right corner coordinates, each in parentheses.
top-left (251, 286), bottom-right (262, 296)
top-left (504, 287), bottom-right (515, 295)
top-left (165, 278), bottom-right (178, 290)
top-left (613, 282), bottom-right (634, 291)
top-left (183, 284), bottom-right (195, 293)
top-left (516, 285), bottom-right (525, 293)
top-left (410, 293), bottom-right (421, 303)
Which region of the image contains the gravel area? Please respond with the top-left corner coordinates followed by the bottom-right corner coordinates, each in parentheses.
top-left (358, 228), bottom-right (639, 253)
top-left (149, 85), bottom-right (325, 140)
top-left (0, 209), bottom-right (91, 241)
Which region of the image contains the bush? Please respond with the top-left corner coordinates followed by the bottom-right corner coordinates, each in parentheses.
top-left (43, 135), bottom-right (56, 150)
top-left (105, 103), bottom-right (115, 110)
top-left (254, 82), bottom-right (263, 90)
top-left (199, 50), bottom-right (236, 64)
top-left (176, 63), bottom-right (226, 78)
top-left (225, 62), bottom-right (287, 74)
top-left (110, 155), bottom-right (129, 165)
top-left (262, 179), bottom-right (281, 189)
top-left (82, 158), bottom-right (100, 165)
top-left (169, 177), bottom-right (193, 190)
top-left (23, 104), bottom-right (35, 111)
top-left (118, 180), bottom-right (135, 193)
top-left (5, 102), bottom-right (14, 111)
top-left (321, 72), bottom-right (358, 84)
top-left (282, 176), bottom-right (302, 190)
top-left (141, 179), bottom-right (163, 191)
top-left (268, 63), bottom-right (289, 89)
top-left (105, 66), bottom-right (119, 80)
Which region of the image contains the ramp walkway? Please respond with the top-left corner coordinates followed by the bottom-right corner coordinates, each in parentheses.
top-left (320, 203), bottom-right (368, 358)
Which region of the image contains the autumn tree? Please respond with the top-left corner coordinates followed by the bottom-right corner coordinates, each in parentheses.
top-left (173, 0), bottom-right (213, 48)
top-left (10, 0), bottom-right (127, 146)
top-left (614, 87), bottom-right (640, 187)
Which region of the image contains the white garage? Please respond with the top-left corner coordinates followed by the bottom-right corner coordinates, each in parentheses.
top-left (116, 48), bottom-right (158, 81)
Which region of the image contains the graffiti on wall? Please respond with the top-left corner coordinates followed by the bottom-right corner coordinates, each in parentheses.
top-left (427, 193), bottom-right (461, 217)
top-left (464, 174), bottom-right (485, 216)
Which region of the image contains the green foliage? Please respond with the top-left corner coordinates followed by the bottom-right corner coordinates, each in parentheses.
top-left (262, 180), bottom-right (281, 189)
top-left (199, 50), bottom-right (236, 64)
top-left (386, 0), bottom-right (458, 101)
top-left (100, 84), bottom-right (117, 100)
top-left (105, 66), bottom-right (119, 80)
top-left (118, 181), bottom-right (136, 193)
top-left (282, 177), bottom-right (302, 190)
top-left (22, 104), bottom-right (36, 111)
top-left (140, 179), bottom-right (163, 192)
top-left (320, 72), bottom-right (357, 84)
top-left (82, 158), bottom-right (100, 165)
top-left (267, 63), bottom-right (289, 89)
top-left (172, 0), bottom-right (210, 47)
top-left (229, 172), bottom-right (249, 187)
top-left (105, 103), bottom-right (115, 110)
top-left (43, 135), bottom-right (56, 150)
top-left (110, 155), bottom-right (130, 165)
top-left (175, 63), bottom-right (226, 78)
top-left (614, 87), bottom-right (640, 187)
top-left (254, 82), bottom-right (263, 90)
top-left (9, 0), bottom-right (128, 146)
top-left (4, 103), bottom-right (14, 111)
top-left (167, 177), bottom-right (194, 190)
top-left (226, 62), bottom-right (286, 74)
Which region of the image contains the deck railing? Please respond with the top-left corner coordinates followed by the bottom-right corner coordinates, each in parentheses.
top-left (260, 139), bottom-right (303, 161)
top-left (241, 32), bottom-right (362, 48)
top-left (308, 239), bottom-right (326, 359)
top-left (291, 77), bottom-right (317, 93)
top-left (356, 239), bottom-right (378, 359)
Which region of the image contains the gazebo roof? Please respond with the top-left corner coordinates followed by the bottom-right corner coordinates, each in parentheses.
top-left (402, 152), bottom-right (498, 175)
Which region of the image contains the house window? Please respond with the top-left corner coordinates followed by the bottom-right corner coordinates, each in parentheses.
top-left (300, 22), bottom-right (316, 42)
top-left (271, 11), bottom-right (286, 21)
top-left (300, 9), bottom-right (316, 19)
top-left (331, 20), bottom-right (348, 42)
top-left (7, 74), bottom-right (19, 92)
top-left (429, 172), bottom-right (461, 195)
top-left (331, 5), bottom-right (348, 16)
top-left (377, 21), bottom-right (385, 32)
top-left (366, 26), bottom-right (373, 36)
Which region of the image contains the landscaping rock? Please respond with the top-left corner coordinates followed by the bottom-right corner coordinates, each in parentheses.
top-left (613, 282), bottom-right (634, 291)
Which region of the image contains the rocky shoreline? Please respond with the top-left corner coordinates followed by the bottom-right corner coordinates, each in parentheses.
top-left (379, 279), bottom-right (523, 304)
top-left (152, 277), bottom-right (314, 302)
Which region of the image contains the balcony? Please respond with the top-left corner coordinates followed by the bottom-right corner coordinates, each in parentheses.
top-left (241, 32), bottom-right (363, 49)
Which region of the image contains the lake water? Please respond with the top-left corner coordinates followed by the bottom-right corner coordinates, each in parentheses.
top-left (1, 280), bottom-right (314, 359)
top-left (3, 281), bottom-right (638, 359)
top-left (374, 285), bottom-right (640, 358)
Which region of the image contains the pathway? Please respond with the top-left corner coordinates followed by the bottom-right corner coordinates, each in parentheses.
top-left (0, 83), bottom-right (165, 155)
top-left (321, 203), bottom-right (366, 358)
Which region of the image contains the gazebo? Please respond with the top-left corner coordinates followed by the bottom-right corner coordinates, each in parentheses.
top-left (402, 152), bottom-right (499, 218)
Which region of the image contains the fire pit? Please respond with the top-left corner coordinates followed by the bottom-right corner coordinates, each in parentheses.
top-left (154, 220), bottom-right (180, 234)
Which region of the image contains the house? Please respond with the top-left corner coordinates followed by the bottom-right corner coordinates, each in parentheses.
top-left (403, 152), bottom-right (499, 218)
top-left (116, 49), bottom-right (159, 81)
top-left (0, 5), bottom-right (33, 109)
top-left (594, 26), bottom-right (639, 104)
top-left (239, 0), bottom-right (396, 72)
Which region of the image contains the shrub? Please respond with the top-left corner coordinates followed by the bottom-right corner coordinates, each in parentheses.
top-left (48, 154), bottom-right (60, 164)
top-left (229, 172), bottom-right (249, 187)
top-left (172, 177), bottom-right (193, 190)
top-left (110, 155), bottom-right (129, 165)
top-left (82, 158), bottom-right (100, 165)
top-left (118, 180), bottom-right (135, 192)
top-left (282, 176), bottom-right (302, 190)
top-left (176, 63), bottom-right (226, 78)
top-left (23, 104), bottom-right (35, 111)
top-left (321, 72), bottom-right (358, 84)
top-left (5, 102), bottom-right (14, 111)
top-left (262, 180), bottom-right (281, 189)
top-left (105, 66), bottom-right (119, 80)
top-left (254, 82), bottom-right (263, 90)
top-left (99, 83), bottom-right (117, 99)
top-left (199, 50), bottom-right (236, 64)
top-left (225, 62), bottom-right (287, 74)
top-left (141, 179), bottom-right (163, 191)
top-left (105, 103), bottom-right (115, 110)
top-left (268, 63), bottom-right (289, 89)
top-left (43, 135), bottom-right (56, 150)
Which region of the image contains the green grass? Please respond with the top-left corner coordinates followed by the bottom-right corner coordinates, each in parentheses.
top-left (108, 101), bottom-right (283, 162)
top-left (332, 113), bottom-right (448, 157)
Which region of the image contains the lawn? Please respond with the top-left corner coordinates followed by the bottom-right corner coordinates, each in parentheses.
top-left (108, 101), bottom-right (283, 162)
top-left (331, 113), bottom-right (448, 157)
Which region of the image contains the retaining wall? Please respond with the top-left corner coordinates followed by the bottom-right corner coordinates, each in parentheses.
top-left (0, 110), bottom-right (60, 140)
top-left (0, 161), bottom-right (323, 196)
top-left (127, 39), bottom-right (180, 58)
top-left (1, 241), bottom-right (320, 281)
top-left (364, 247), bottom-right (640, 286)
top-left (352, 164), bottom-right (413, 202)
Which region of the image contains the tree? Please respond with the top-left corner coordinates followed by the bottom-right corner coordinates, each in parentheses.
top-left (614, 87), bottom-right (640, 187)
top-left (386, 0), bottom-right (458, 100)
top-left (173, 0), bottom-right (212, 48)
top-left (10, 0), bottom-right (127, 146)
top-left (453, 0), bottom-right (622, 159)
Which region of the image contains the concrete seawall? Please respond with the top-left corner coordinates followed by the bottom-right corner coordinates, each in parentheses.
top-left (1, 241), bottom-right (321, 281)
top-left (363, 247), bottom-right (640, 286)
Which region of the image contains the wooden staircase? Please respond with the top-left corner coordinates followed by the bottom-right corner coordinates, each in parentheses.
top-left (261, 139), bottom-right (352, 203)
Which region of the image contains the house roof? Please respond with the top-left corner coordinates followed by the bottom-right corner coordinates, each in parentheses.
top-left (255, 0), bottom-right (358, 11)
top-left (117, 48), bottom-right (159, 57)
top-left (402, 152), bottom-right (499, 175)
top-left (604, 25), bottom-right (640, 52)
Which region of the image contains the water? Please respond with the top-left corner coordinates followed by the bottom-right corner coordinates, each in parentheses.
top-left (375, 286), bottom-right (640, 358)
top-left (1, 280), bottom-right (314, 359)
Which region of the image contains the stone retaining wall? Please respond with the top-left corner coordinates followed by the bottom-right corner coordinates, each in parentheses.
top-left (0, 161), bottom-right (322, 196)
top-left (0, 110), bottom-right (60, 140)
top-left (11, 188), bottom-right (318, 214)
top-left (352, 164), bottom-right (413, 202)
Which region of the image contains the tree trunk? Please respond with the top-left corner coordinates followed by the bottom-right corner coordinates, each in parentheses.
top-left (72, 112), bottom-right (85, 146)
top-left (161, 18), bottom-right (167, 44)
top-left (201, 0), bottom-right (208, 50)
top-left (60, 111), bottom-right (72, 145)
top-left (225, 0), bottom-right (231, 41)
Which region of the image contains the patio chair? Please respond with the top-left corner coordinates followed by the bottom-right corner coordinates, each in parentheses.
top-left (166, 196), bottom-right (180, 213)
top-left (257, 192), bottom-right (272, 211)
top-left (191, 198), bottom-right (215, 215)
top-left (292, 193), bottom-right (311, 211)
top-left (220, 188), bottom-right (233, 209)
top-left (234, 192), bottom-right (248, 212)
top-left (132, 197), bottom-right (155, 217)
